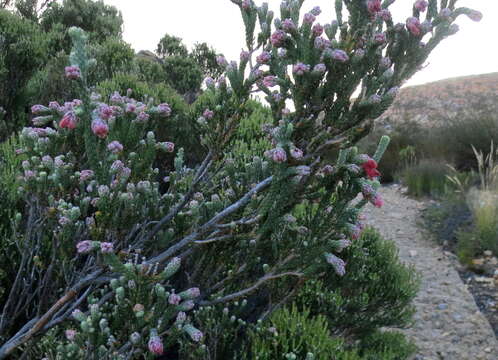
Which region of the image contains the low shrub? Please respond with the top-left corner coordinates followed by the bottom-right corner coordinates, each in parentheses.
top-left (400, 159), bottom-right (450, 198)
top-left (463, 188), bottom-right (498, 257)
top-left (295, 227), bottom-right (419, 338)
top-left (245, 305), bottom-right (345, 360)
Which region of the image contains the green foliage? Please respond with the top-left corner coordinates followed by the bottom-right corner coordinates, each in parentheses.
top-left (295, 227), bottom-right (419, 338)
top-left (0, 8), bottom-right (50, 136)
top-left (401, 159), bottom-right (449, 198)
top-left (357, 331), bottom-right (417, 360)
top-left (190, 42), bottom-right (224, 79)
top-left (40, 0), bottom-right (123, 47)
top-left (156, 33), bottom-right (188, 58)
top-left (245, 305), bottom-right (345, 360)
top-left (134, 56), bottom-right (167, 84)
top-left (97, 73), bottom-right (203, 163)
top-left (163, 55), bottom-right (203, 95)
top-left (25, 51), bottom-right (79, 106)
top-left (88, 36), bottom-right (135, 84)
top-left (436, 114), bottom-right (498, 171)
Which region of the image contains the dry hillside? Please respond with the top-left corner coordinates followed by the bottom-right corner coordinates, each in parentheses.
top-left (378, 73), bottom-right (498, 127)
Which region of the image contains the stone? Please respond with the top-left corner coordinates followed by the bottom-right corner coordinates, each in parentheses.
top-left (437, 303), bottom-right (448, 310)
top-left (483, 250), bottom-right (493, 257)
top-left (409, 250), bottom-right (418, 257)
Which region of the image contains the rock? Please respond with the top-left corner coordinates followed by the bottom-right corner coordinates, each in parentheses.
top-left (437, 303), bottom-right (448, 310)
top-left (472, 258), bottom-right (485, 266)
top-left (484, 250), bottom-right (493, 257)
top-left (409, 250), bottom-right (418, 257)
top-left (474, 276), bottom-right (494, 284)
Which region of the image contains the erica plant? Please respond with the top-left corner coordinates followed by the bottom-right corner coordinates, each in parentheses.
top-left (0, 0), bottom-right (481, 358)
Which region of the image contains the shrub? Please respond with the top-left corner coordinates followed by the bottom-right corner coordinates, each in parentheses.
top-left (358, 330), bottom-right (417, 360)
top-left (463, 188), bottom-right (498, 257)
top-left (245, 305), bottom-right (345, 360)
top-left (436, 113), bottom-right (498, 171)
top-left (0, 9), bottom-right (51, 136)
top-left (0, 0), bottom-right (480, 357)
top-left (40, 0), bottom-right (123, 47)
top-left (401, 159), bottom-right (450, 197)
top-left (295, 227), bottom-right (419, 338)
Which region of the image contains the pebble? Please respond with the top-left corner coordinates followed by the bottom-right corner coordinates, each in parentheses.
top-left (361, 186), bottom-right (498, 359)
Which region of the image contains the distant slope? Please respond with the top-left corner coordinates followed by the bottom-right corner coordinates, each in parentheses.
top-left (378, 73), bottom-right (498, 127)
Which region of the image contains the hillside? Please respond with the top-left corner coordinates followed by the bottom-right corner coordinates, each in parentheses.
top-left (378, 73), bottom-right (498, 127)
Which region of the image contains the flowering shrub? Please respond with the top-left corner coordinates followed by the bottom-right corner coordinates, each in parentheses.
top-left (0, 0), bottom-right (481, 358)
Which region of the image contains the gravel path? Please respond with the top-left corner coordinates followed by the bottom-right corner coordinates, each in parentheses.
top-left (361, 185), bottom-right (498, 360)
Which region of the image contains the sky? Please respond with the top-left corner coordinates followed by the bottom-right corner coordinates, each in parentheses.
top-left (103, 0), bottom-right (497, 87)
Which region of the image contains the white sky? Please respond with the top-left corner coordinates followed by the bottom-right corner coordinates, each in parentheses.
top-left (103, 0), bottom-right (497, 87)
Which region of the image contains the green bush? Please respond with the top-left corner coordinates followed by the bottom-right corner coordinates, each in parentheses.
top-left (295, 227), bottom-right (419, 338)
top-left (357, 331), bottom-right (417, 360)
top-left (245, 305), bottom-right (346, 360)
top-left (97, 73), bottom-right (203, 163)
top-left (40, 0), bottom-right (123, 47)
top-left (435, 114), bottom-right (498, 171)
top-left (401, 159), bottom-right (450, 198)
top-left (88, 36), bottom-right (135, 84)
top-left (0, 9), bottom-right (51, 136)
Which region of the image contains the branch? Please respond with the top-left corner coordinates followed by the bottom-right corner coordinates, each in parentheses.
top-left (199, 271), bottom-right (303, 306)
top-left (146, 176), bottom-right (273, 265)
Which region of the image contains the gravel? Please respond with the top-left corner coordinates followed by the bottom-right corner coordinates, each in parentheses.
top-left (361, 185), bottom-right (498, 359)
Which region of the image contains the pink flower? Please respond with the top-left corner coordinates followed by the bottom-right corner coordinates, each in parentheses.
top-left (466, 10), bottom-right (483, 22)
top-left (256, 51), bottom-right (271, 64)
top-left (262, 75), bottom-right (277, 87)
top-left (59, 111), bottom-right (77, 129)
top-left (216, 55), bottom-right (228, 68)
top-left (367, 0), bottom-right (381, 15)
top-left (79, 170), bottom-right (94, 182)
top-left (241, 0), bottom-right (251, 10)
top-left (158, 103), bottom-right (172, 117)
top-left (414, 0), bottom-right (428, 12)
top-left (311, 6), bottom-right (321, 16)
top-left (372, 194), bottom-right (384, 208)
top-left (31, 104), bottom-right (49, 114)
top-left (271, 30), bottom-right (286, 47)
top-left (100, 242), bottom-right (114, 253)
top-left (148, 335), bottom-right (164, 355)
top-left (179, 287), bottom-right (200, 300)
top-left (65, 329), bottom-right (77, 341)
top-left (373, 32), bottom-right (386, 45)
top-left (76, 240), bottom-right (93, 254)
top-left (293, 63), bottom-right (310, 75)
top-left (312, 23), bottom-right (323, 37)
top-left (406, 17), bottom-right (422, 36)
top-left (378, 9), bottom-right (392, 21)
top-left (282, 18), bottom-right (296, 32)
top-left (125, 103), bottom-right (137, 113)
top-left (303, 13), bottom-right (316, 25)
top-left (203, 109), bottom-right (214, 119)
top-left (331, 49), bottom-right (349, 62)
top-left (99, 104), bottom-right (114, 120)
top-left (107, 141), bottom-right (123, 154)
top-left (91, 118), bottom-right (109, 138)
top-left (362, 159), bottom-right (381, 179)
top-left (184, 324), bottom-right (203, 342)
top-left (137, 112), bottom-right (150, 122)
top-left (162, 142), bottom-right (175, 153)
top-left (65, 65), bottom-right (81, 80)
top-left (314, 37), bottom-right (331, 50)
top-left (271, 148), bottom-right (287, 163)
top-left (290, 147), bottom-right (303, 160)
top-left (168, 293), bottom-right (181, 305)
top-left (325, 253), bottom-right (346, 276)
